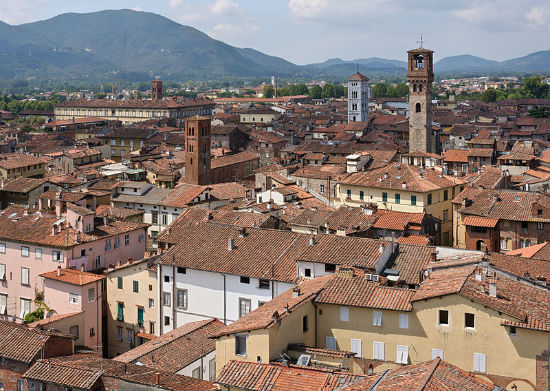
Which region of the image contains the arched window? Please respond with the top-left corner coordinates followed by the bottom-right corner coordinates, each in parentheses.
top-left (476, 240), bottom-right (485, 251)
top-left (368, 364), bottom-right (374, 375)
top-left (519, 239), bottom-right (524, 248)
top-left (419, 84), bottom-right (423, 92)
top-left (413, 84), bottom-right (417, 92)
top-left (415, 103), bottom-right (421, 113)
top-left (525, 239), bottom-right (531, 247)
top-left (353, 116), bottom-right (356, 122)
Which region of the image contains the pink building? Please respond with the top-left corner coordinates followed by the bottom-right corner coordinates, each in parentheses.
top-left (0, 202), bottom-right (148, 326)
top-left (40, 267), bottom-right (105, 349)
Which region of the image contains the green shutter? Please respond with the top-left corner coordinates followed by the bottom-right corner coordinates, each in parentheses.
top-left (117, 277), bottom-right (123, 289)
top-left (137, 307), bottom-right (144, 327)
top-left (117, 303), bottom-right (124, 321)
top-left (382, 192), bottom-right (388, 202)
top-left (411, 195), bottom-right (417, 205)
top-left (133, 281), bottom-right (138, 293)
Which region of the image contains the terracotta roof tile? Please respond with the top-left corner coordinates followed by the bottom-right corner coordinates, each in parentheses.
top-left (41, 268), bottom-right (105, 286)
top-left (462, 216), bottom-right (498, 228)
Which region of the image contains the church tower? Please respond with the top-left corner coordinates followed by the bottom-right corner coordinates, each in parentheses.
top-left (184, 116), bottom-right (211, 185)
top-left (407, 47), bottom-right (434, 153)
top-left (347, 70), bottom-right (370, 123)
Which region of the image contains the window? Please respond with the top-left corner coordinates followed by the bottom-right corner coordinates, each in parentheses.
top-left (88, 288), bottom-right (95, 302)
top-left (522, 221), bottom-right (528, 229)
top-left (209, 358), bottom-right (216, 381)
top-left (373, 310), bottom-right (382, 326)
top-left (346, 189), bottom-right (351, 198)
top-left (149, 298), bottom-right (154, 308)
top-left (164, 316), bottom-right (170, 326)
top-left (373, 341), bottom-right (385, 360)
top-left (394, 193), bottom-right (401, 204)
top-left (163, 292), bottom-right (171, 307)
top-left (411, 195), bottom-right (417, 205)
top-left (151, 211), bottom-right (159, 224)
top-left (465, 313), bottom-right (475, 329)
top-left (382, 192), bottom-right (388, 202)
top-left (124, 234), bottom-right (130, 246)
top-left (70, 325), bottom-right (79, 338)
top-left (0, 264), bottom-right (5, 280)
top-left (359, 191), bottom-right (364, 200)
top-left (95, 256), bottom-right (101, 269)
top-left (117, 277), bottom-right (123, 289)
top-left (443, 209), bottom-right (449, 222)
top-left (239, 298), bottom-right (251, 318)
top-left (137, 307), bottom-right (144, 327)
top-left (35, 248), bottom-right (42, 259)
top-left (399, 313), bottom-right (409, 329)
top-left (304, 268), bottom-right (311, 277)
top-left (105, 239), bottom-right (112, 251)
top-left (20, 298), bottom-right (31, 319)
top-left (240, 276), bottom-right (250, 284)
top-left (473, 353), bottom-right (486, 373)
top-left (302, 315), bottom-right (309, 332)
top-left (500, 238), bottom-right (507, 250)
top-left (164, 275), bottom-right (170, 283)
top-left (114, 237), bottom-right (121, 249)
top-left (0, 294), bottom-right (7, 314)
top-left (340, 307), bottom-right (349, 322)
top-left (127, 329), bottom-right (134, 345)
top-left (116, 326), bottom-right (123, 341)
top-left (326, 336), bottom-right (336, 350)
top-left (132, 280), bottom-right (139, 293)
top-left (396, 345), bottom-right (409, 364)
top-left (509, 326), bottom-right (517, 336)
top-left (427, 194), bottom-right (432, 205)
top-left (443, 190), bottom-right (448, 201)
top-left (192, 367), bottom-right (201, 379)
top-left (415, 103), bottom-right (421, 113)
top-left (161, 213), bottom-right (168, 226)
top-left (0, 243), bottom-right (5, 253)
top-left (177, 267), bottom-right (186, 274)
top-left (21, 246), bottom-right (29, 257)
top-left (259, 279), bottom-right (270, 289)
top-left (235, 335), bottom-right (247, 356)
top-left (537, 222), bottom-right (544, 230)
top-left (90, 327), bottom-right (95, 337)
top-left (117, 303), bottom-right (124, 321)
top-left (320, 184), bottom-right (325, 194)
top-left (325, 263), bottom-right (336, 272)
top-left (21, 267), bottom-right (30, 285)
top-left (351, 338), bottom-right (362, 357)
top-left (176, 289), bottom-right (188, 309)
top-left (432, 348), bottom-right (444, 359)
top-left (17, 379), bottom-right (25, 391)
top-left (438, 309), bottom-right (449, 325)
top-left (150, 321), bottom-right (155, 335)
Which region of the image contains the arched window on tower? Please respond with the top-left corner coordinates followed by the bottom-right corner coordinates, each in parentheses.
top-left (419, 84), bottom-right (423, 92)
top-left (413, 84), bottom-right (417, 92)
top-left (415, 103), bottom-right (421, 113)
top-left (353, 116), bottom-right (356, 121)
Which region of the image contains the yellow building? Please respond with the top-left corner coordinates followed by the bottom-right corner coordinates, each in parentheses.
top-left (214, 267), bottom-right (549, 391)
top-left (100, 127), bottom-right (158, 162)
top-left (336, 163), bottom-right (467, 245)
top-left (104, 257), bottom-right (158, 357)
top-left (0, 154), bottom-right (47, 179)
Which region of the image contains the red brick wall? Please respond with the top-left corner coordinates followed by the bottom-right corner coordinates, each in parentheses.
top-left (464, 226), bottom-right (498, 251)
top-left (499, 220), bottom-right (550, 251)
top-left (536, 351), bottom-right (549, 391)
top-left (0, 360), bottom-right (28, 390)
top-left (43, 336), bottom-right (74, 358)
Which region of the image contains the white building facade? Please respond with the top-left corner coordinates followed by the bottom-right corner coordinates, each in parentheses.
top-left (347, 71), bottom-right (370, 123)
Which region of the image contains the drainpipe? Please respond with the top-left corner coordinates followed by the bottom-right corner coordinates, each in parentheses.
top-left (222, 274), bottom-right (227, 325)
top-left (159, 265), bottom-right (163, 335)
top-left (172, 266), bottom-right (176, 329)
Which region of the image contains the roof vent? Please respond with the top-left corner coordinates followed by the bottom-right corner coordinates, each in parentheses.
top-left (228, 238), bottom-right (235, 251)
top-left (402, 182), bottom-right (407, 189)
top-left (488, 279), bottom-right (497, 298)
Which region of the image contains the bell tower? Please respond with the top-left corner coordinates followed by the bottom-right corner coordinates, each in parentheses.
top-left (347, 69), bottom-right (370, 123)
top-left (184, 116), bottom-right (211, 185)
top-left (407, 46), bottom-right (434, 153)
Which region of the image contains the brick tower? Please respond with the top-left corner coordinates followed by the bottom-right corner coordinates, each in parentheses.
top-left (184, 116), bottom-right (211, 185)
top-left (407, 47), bottom-right (434, 153)
top-left (151, 80), bottom-right (163, 101)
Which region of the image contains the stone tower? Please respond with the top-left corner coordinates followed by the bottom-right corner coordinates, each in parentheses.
top-left (151, 80), bottom-right (163, 101)
top-left (184, 116), bottom-right (211, 185)
top-left (407, 48), bottom-right (434, 153)
top-left (347, 71), bottom-right (370, 123)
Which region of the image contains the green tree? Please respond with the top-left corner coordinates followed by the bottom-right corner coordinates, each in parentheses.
top-left (262, 84), bottom-right (274, 98)
top-left (528, 107), bottom-right (550, 118)
top-left (481, 89), bottom-right (498, 102)
top-left (372, 83), bottom-right (387, 98)
top-left (309, 85), bottom-right (322, 99)
top-left (24, 308), bottom-right (44, 323)
top-left (321, 84), bottom-right (335, 99)
top-left (522, 76), bottom-right (550, 99)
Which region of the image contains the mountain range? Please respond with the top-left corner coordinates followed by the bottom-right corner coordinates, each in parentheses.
top-left (0, 9), bottom-right (548, 83)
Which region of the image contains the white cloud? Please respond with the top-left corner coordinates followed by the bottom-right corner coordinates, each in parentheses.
top-left (168, 0), bottom-right (184, 9)
top-left (132, 6), bottom-right (143, 11)
top-left (525, 5), bottom-right (549, 29)
top-left (210, 0), bottom-right (241, 16)
top-left (213, 22), bottom-right (258, 34)
top-left (0, 0), bottom-right (43, 25)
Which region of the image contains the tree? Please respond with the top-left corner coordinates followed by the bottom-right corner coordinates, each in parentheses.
top-left (522, 76), bottom-right (550, 99)
top-left (371, 83), bottom-right (387, 98)
top-left (262, 84), bottom-right (274, 98)
top-left (481, 89), bottom-right (498, 102)
top-left (528, 107), bottom-right (550, 118)
top-left (24, 308), bottom-right (44, 324)
top-left (310, 85), bottom-right (322, 99)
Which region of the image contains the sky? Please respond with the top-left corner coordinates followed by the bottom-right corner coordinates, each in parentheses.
top-left (1, 0), bottom-right (548, 65)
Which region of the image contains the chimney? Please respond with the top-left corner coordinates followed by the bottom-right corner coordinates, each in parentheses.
top-left (103, 215), bottom-right (108, 226)
top-left (283, 303), bottom-right (290, 313)
top-left (155, 372), bottom-right (161, 386)
top-left (292, 287), bottom-right (301, 298)
top-left (65, 226), bottom-right (69, 247)
top-left (206, 212), bottom-right (213, 220)
top-left (430, 251), bottom-right (437, 262)
top-left (475, 267), bottom-right (483, 281)
top-left (57, 265), bottom-right (62, 277)
top-left (228, 238), bottom-right (235, 251)
top-left (309, 237), bottom-right (316, 246)
top-left (378, 243), bottom-right (385, 254)
top-left (488, 279), bottom-right (497, 297)
top-left (239, 227), bottom-right (247, 237)
top-left (75, 232), bottom-right (81, 243)
top-left (80, 263), bottom-right (85, 272)
top-left (52, 226), bottom-right (56, 236)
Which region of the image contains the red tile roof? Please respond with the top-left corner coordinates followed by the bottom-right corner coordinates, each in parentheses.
top-left (41, 268), bottom-right (105, 286)
top-left (462, 216), bottom-right (499, 228)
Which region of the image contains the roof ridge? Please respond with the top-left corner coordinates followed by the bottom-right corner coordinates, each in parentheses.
top-left (416, 357), bottom-right (440, 391)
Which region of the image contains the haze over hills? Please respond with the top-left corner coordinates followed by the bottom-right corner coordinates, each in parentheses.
top-left (0, 9), bottom-right (547, 83)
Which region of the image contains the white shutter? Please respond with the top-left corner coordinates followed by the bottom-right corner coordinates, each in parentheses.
top-left (474, 353), bottom-right (486, 372)
top-left (432, 349), bottom-right (444, 360)
top-left (350, 339), bottom-right (362, 357)
top-left (373, 341), bottom-right (385, 360)
top-left (373, 310), bottom-right (382, 326)
top-left (0, 264), bottom-right (5, 280)
top-left (397, 345), bottom-right (409, 364)
top-left (340, 307), bottom-right (349, 322)
top-left (326, 336), bottom-right (336, 350)
top-left (0, 294), bottom-right (6, 314)
top-left (399, 313), bottom-right (409, 329)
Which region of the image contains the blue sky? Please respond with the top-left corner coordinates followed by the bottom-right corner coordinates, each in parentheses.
top-left (2, 0), bottom-right (548, 64)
